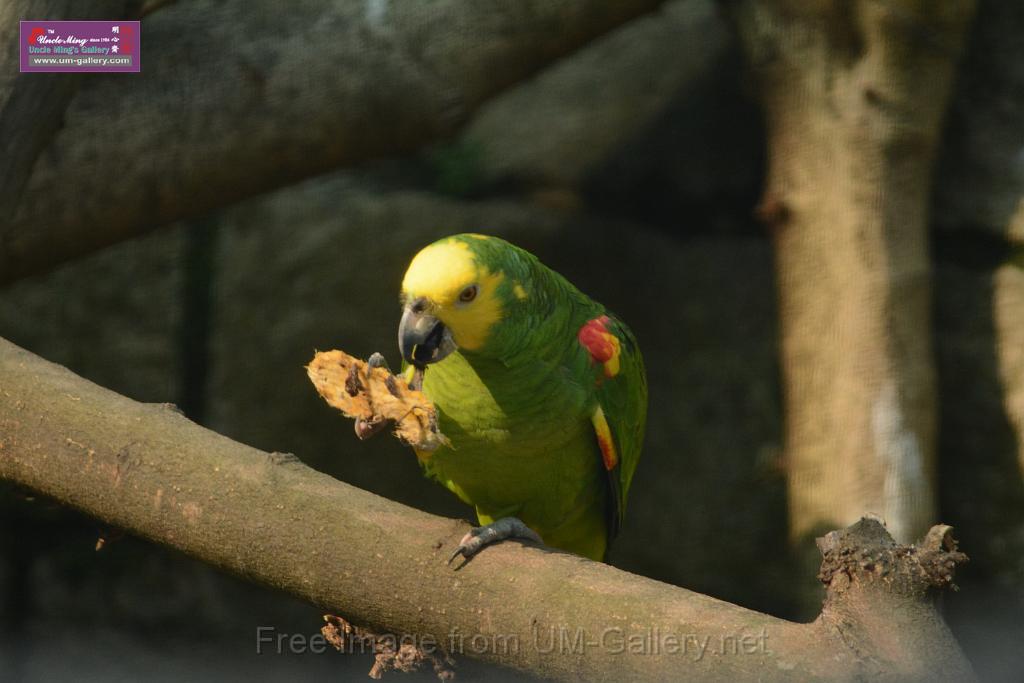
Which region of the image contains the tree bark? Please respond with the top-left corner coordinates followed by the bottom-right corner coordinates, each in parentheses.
top-left (725, 1), bottom-right (976, 553)
top-left (0, 0), bottom-right (668, 285)
top-left (0, 336), bottom-right (975, 681)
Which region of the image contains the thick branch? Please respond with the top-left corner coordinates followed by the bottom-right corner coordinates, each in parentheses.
top-left (0, 0), bottom-right (668, 284)
top-left (0, 336), bottom-right (974, 680)
top-left (457, 0), bottom-right (729, 191)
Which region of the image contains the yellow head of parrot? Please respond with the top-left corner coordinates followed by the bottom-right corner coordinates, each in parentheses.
top-left (399, 235), bottom-right (505, 364)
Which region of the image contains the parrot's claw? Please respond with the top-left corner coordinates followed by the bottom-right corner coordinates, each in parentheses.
top-left (354, 416), bottom-right (391, 440)
top-left (447, 517), bottom-right (542, 565)
top-left (408, 366), bottom-right (425, 392)
top-left (353, 353), bottom-right (396, 440)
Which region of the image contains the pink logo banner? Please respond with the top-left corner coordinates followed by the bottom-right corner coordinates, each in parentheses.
top-left (20, 20), bottom-right (140, 73)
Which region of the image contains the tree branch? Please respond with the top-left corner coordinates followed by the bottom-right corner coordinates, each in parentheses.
top-left (0, 336), bottom-right (976, 680)
top-left (0, 0), bottom-right (669, 285)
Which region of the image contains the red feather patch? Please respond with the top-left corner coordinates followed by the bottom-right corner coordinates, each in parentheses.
top-left (578, 316), bottom-right (621, 378)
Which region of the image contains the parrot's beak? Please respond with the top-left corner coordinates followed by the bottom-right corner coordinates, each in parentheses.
top-left (399, 299), bottom-right (456, 367)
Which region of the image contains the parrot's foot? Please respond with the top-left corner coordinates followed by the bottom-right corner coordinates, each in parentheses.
top-left (448, 517), bottom-right (542, 565)
top-left (408, 366), bottom-right (425, 392)
top-left (353, 353), bottom-right (394, 439)
top-left (353, 416), bottom-right (391, 440)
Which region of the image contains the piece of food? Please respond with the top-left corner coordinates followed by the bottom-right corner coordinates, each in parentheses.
top-left (307, 350), bottom-right (448, 451)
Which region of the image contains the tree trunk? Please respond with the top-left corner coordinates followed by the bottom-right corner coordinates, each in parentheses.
top-left (725, 1), bottom-right (976, 557)
top-left (0, 336), bottom-right (976, 681)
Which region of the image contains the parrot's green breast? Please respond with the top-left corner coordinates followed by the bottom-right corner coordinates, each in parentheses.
top-left (419, 348), bottom-right (609, 560)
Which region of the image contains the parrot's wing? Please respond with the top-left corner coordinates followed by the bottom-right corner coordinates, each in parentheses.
top-left (578, 314), bottom-right (648, 539)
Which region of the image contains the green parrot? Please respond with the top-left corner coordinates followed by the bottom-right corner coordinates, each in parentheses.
top-left (394, 233), bottom-right (647, 562)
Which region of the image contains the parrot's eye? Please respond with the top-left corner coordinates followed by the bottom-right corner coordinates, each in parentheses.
top-left (458, 284), bottom-right (478, 304)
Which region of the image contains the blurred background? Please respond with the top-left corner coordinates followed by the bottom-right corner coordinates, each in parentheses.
top-left (1, 1), bottom-right (1022, 681)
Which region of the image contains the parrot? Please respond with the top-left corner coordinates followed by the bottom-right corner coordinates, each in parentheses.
top-left (392, 233), bottom-right (647, 563)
